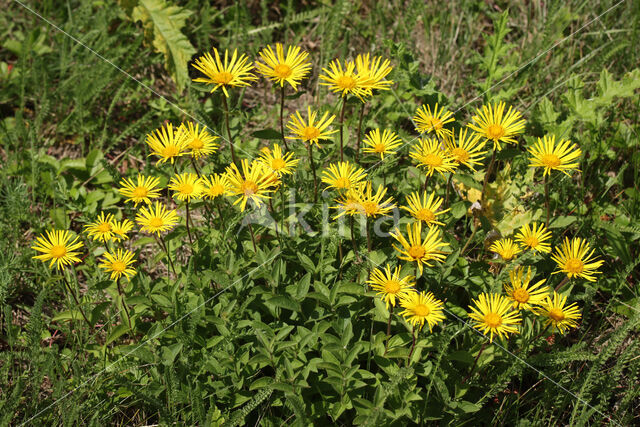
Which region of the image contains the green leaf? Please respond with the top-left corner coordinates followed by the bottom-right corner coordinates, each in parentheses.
top-left (161, 343), bottom-right (183, 366)
top-left (251, 129), bottom-right (283, 140)
top-left (105, 324), bottom-right (130, 345)
top-left (266, 295), bottom-right (301, 312)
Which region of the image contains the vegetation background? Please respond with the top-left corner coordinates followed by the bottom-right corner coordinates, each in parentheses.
top-left (1, 0), bottom-right (639, 425)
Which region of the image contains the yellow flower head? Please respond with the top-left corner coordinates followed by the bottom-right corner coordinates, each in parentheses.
top-left (390, 222), bottom-right (449, 274)
top-left (255, 43), bottom-right (312, 90)
top-left (353, 181), bottom-right (396, 218)
top-left (330, 184), bottom-right (365, 219)
top-left (399, 291), bottom-right (445, 332)
top-left (112, 218), bottom-right (134, 241)
top-left (84, 212), bottom-right (117, 243)
top-left (146, 122), bottom-right (190, 165)
top-left (321, 161), bottom-right (367, 192)
top-left (444, 128), bottom-right (487, 170)
top-left (515, 222), bottom-right (552, 253)
top-left (367, 264), bottom-right (415, 309)
top-left (201, 173), bottom-right (230, 200)
top-left (551, 237), bottom-right (603, 282)
top-left (32, 229), bottom-right (83, 270)
top-left (355, 53), bottom-right (393, 96)
top-left (258, 143), bottom-right (299, 176)
top-left (413, 103), bottom-right (454, 139)
top-left (536, 291), bottom-right (581, 335)
top-left (192, 48), bottom-right (257, 97)
top-left (410, 137), bottom-right (458, 177)
top-left (225, 159), bottom-right (277, 211)
top-left (181, 121), bottom-right (219, 159)
top-left (528, 135), bottom-right (581, 177)
top-left (468, 101), bottom-right (526, 151)
top-left (319, 58), bottom-right (370, 98)
top-left (401, 190), bottom-right (449, 227)
top-left (118, 175), bottom-right (162, 206)
top-left (468, 293), bottom-right (522, 342)
top-left (169, 173), bottom-right (204, 202)
top-left (361, 128), bottom-right (402, 160)
top-left (99, 248), bottom-right (136, 281)
top-left (504, 266), bottom-right (549, 311)
top-left (489, 238), bottom-right (522, 261)
top-left (136, 202), bottom-right (179, 236)
top-left (286, 106), bottom-right (338, 148)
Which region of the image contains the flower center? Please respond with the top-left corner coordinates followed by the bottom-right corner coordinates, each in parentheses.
top-left (132, 186), bottom-right (148, 198)
top-left (337, 75), bottom-right (356, 90)
top-left (362, 201), bottom-right (378, 215)
top-left (208, 184), bottom-right (224, 197)
top-left (50, 245), bottom-right (67, 258)
top-left (97, 222), bottom-right (112, 233)
top-left (179, 183), bottom-right (194, 195)
top-left (414, 304), bottom-right (431, 317)
top-left (242, 180), bottom-right (258, 196)
top-left (451, 147), bottom-right (469, 163)
top-left (541, 154), bottom-right (561, 168)
top-left (149, 217), bottom-right (164, 228)
top-left (427, 117), bottom-right (443, 131)
top-left (408, 245), bottom-right (425, 259)
top-left (416, 208), bottom-right (435, 223)
top-left (190, 138), bottom-right (204, 150)
top-left (111, 260), bottom-right (126, 272)
top-left (384, 280), bottom-right (401, 294)
top-left (513, 288), bottom-right (530, 303)
top-left (422, 153), bottom-right (443, 167)
top-left (524, 235), bottom-right (539, 248)
top-left (484, 312), bottom-right (502, 328)
top-left (487, 124), bottom-right (505, 140)
top-left (162, 145), bottom-right (179, 158)
top-left (271, 158), bottom-right (286, 170)
top-left (374, 143), bottom-right (386, 153)
top-left (213, 71), bottom-right (234, 85)
top-left (302, 126), bottom-right (320, 141)
top-left (548, 308), bottom-right (565, 322)
top-left (274, 64), bottom-right (292, 78)
top-left (565, 258), bottom-right (584, 274)
top-left (334, 177), bottom-right (350, 189)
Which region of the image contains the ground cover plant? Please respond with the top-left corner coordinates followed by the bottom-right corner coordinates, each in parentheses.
top-left (1, 0), bottom-right (640, 425)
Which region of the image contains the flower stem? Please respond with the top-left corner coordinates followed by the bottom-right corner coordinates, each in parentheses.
top-left (248, 221), bottom-right (258, 252)
top-left (444, 172), bottom-right (453, 208)
top-left (407, 326), bottom-right (417, 366)
top-left (423, 174), bottom-right (430, 192)
top-left (355, 102), bottom-right (366, 163)
top-left (384, 305), bottom-right (393, 355)
top-left (481, 149), bottom-right (496, 204)
top-left (155, 234), bottom-right (176, 275)
top-left (462, 342), bottom-right (486, 384)
top-left (269, 198), bottom-right (281, 242)
top-left (350, 216), bottom-right (361, 263)
top-left (544, 174), bottom-right (550, 228)
top-left (186, 201), bottom-right (193, 245)
top-left (461, 216), bottom-right (479, 256)
top-left (216, 201), bottom-right (226, 231)
top-left (190, 157), bottom-right (202, 178)
top-left (61, 274), bottom-right (92, 330)
top-left (221, 95), bottom-right (238, 166)
top-left (307, 144), bottom-right (318, 203)
top-left (555, 276), bottom-right (570, 291)
top-left (116, 277), bottom-right (132, 330)
top-left (339, 97), bottom-right (347, 162)
top-left (280, 85), bottom-right (289, 151)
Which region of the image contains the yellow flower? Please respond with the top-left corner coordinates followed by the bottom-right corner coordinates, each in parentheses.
top-left (84, 212), bottom-right (117, 243)
top-left (255, 43), bottom-right (311, 90)
top-left (286, 106), bottom-right (338, 147)
top-left (258, 143), bottom-right (299, 176)
top-left (201, 173), bottom-right (230, 200)
top-left (146, 122), bottom-right (190, 165)
top-left (118, 175), bottom-right (162, 206)
top-left (136, 202), bottom-right (179, 235)
top-left (367, 264), bottom-right (415, 309)
top-left (504, 267), bottom-right (549, 311)
top-left (361, 128), bottom-right (402, 159)
top-left (330, 185), bottom-right (365, 219)
top-left (551, 237), bottom-right (603, 282)
top-left (321, 161), bottom-right (367, 192)
top-left (168, 173), bottom-right (204, 202)
top-left (225, 159), bottom-right (277, 211)
top-left (401, 191), bottom-right (449, 227)
top-left (32, 229), bottom-right (83, 270)
top-left (390, 222), bottom-right (449, 274)
top-left (444, 128), bottom-right (487, 170)
top-left (489, 238), bottom-right (521, 261)
top-left (319, 58), bottom-right (369, 98)
top-left (353, 181), bottom-right (395, 218)
top-left (99, 248), bottom-right (136, 281)
top-left (468, 101), bottom-right (526, 151)
top-left (355, 53), bottom-right (393, 96)
top-left (468, 293), bottom-right (522, 342)
top-left (399, 291), bottom-right (445, 332)
top-left (413, 103), bottom-right (454, 139)
top-left (192, 48), bottom-right (257, 97)
top-left (181, 121), bottom-right (219, 159)
top-left (515, 222), bottom-right (552, 253)
top-left (528, 135), bottom-right (581, 177)
top-left (112, 218), bottom-right (134, 241)
top-left (536, 291), bottom-right (581, 335)
top-left (410, 137), bottom-right (457, 177)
